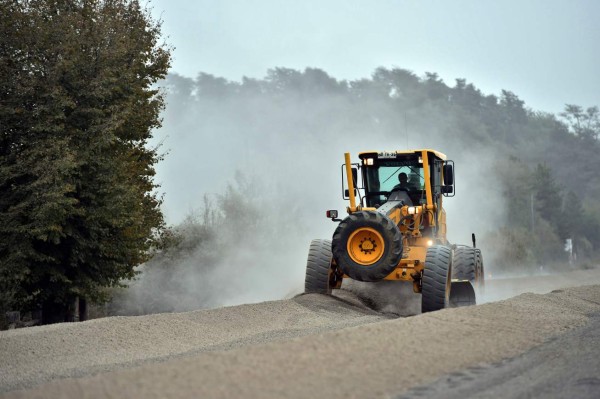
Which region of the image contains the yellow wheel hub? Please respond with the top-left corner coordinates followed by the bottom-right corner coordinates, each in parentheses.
top-left (347, 227), bottom-right (385, 265)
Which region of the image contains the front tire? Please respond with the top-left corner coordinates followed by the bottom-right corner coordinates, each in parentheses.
top-left (332, 211), bottom-right (402, 282)
top-left (422, 245), bottom-right (453, 313)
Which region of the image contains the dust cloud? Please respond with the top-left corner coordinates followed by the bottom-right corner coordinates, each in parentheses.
top-left (113, 70), bottom-right (512, 315)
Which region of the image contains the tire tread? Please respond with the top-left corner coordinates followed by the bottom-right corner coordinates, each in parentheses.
top-left (453, 246), bottom-right (476, 282)
top-left (305, 239), bottom-right (334, 294)
top-left (422, 245), bottom-right (452, 313)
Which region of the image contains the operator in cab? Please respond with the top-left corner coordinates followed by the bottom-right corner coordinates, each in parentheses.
top-left (392, 172), bottom-right (409, 191)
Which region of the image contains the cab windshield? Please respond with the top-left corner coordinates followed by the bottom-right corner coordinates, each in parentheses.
top-left (363, 159), bottom-right (426, 207)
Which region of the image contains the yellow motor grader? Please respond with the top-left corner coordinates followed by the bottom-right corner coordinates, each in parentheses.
top-left (304, 149), bottom-right (484, 312)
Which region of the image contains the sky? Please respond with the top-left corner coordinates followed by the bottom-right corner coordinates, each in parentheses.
top-left (150, 0), bottom-right (600, 115)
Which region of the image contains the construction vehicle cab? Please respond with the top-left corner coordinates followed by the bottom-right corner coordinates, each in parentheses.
top-left (305, 149), bottom-right (483, 313)
top-left (358, 150), bottom-right (452, 209)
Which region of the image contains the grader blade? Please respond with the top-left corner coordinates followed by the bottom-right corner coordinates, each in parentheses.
top-left (449, 281), bottom-right (476, 307)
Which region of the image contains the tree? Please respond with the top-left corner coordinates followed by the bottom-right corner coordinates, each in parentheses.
top-left (423, 72), bottom-right (447, 100)
top-left (451, 78), bottom-right (484, 112)
top-left (531, 164), bottom-right (563, 233)
top-left (0, 0), bottom-right (171, 323)
top-left (561, 191), bottom-right (585, 238)
top-left (560, 104), bottom-right (600, 141)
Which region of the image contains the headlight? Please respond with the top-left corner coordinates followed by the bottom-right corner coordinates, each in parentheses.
top-left (407, 206), bottom-right (420, 215)
top-left (427, 240), bottom-right (433, 246)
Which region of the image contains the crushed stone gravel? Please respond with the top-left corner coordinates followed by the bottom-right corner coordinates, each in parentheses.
top-left (1, 270), bottom-right (600, 398)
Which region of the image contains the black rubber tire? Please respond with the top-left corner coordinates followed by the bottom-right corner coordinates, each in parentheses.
top-left (422, 245), bottom-right (452, 313)
top-left (305, 239), bottom-right (335, 294)
top-left (331, 211), bottom-right (402, 282)
top-left (452, 246), bottom-right (476, 282)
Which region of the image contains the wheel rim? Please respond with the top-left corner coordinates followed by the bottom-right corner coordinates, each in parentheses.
top-left (347, 227), bottom-right (385, 265)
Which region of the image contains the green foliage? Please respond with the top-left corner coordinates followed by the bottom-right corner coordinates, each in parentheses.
top-left (532, 164), bottom-right (563, 231)
top-left (0, 0), bottom-right (171, 322)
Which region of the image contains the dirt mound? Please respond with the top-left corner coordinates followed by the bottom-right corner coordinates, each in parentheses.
top-left (0, 290), bottom-right (388, 393)
top-left (2, 271), bottom-right (600, 398)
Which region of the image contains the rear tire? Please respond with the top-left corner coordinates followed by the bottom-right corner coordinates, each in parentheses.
top-left (332, 211), bottom-right (402, 282)
top-left (422, 245), bottom-right (452, 313)
top-left (305, 239), bottom-right (336, 294)
top-left (450, 246), bottom-right (479, 307)
top-left (452, 246), bottom-right (476, 282)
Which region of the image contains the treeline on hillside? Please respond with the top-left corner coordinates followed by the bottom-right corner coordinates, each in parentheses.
top-left (158, 67), bottom-right (600, 272)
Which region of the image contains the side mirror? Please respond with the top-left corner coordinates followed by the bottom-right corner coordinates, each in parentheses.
top-left (443, 164), bottom-right (454, 186)
top-left (345, 189), bottom-right (358, 197)
top-left (441, 185), bottom-right (453, 194)
top-left (351, 167), bottom-right (358, 186)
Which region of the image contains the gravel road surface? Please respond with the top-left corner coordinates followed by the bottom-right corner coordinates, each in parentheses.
top-left (398, 310), bottom-right (600, 399)
top-left (1, 269), bottom-right (600, 398)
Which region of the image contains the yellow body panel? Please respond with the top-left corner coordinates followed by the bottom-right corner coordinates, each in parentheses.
top-left (344, 152), bottom-right (357, 212)
top-left (421, 150), bottom-right (435, 227)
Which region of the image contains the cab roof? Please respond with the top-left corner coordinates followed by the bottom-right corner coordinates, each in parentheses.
top-left (358, 149), bottom-right (447, 161)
